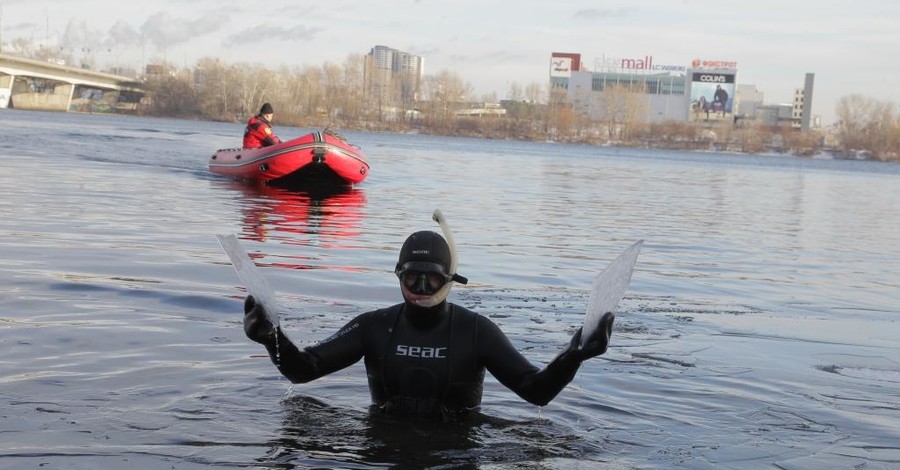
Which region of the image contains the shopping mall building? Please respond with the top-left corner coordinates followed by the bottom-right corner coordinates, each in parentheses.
top-left (549, 52), bottom-right (815, 131)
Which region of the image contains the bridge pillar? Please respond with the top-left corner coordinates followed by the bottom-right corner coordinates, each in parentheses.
top-left (0, 73), bottom-right (12, 108)
top-left (9, 78), bottom-right (73, 111)
top-left (67, 83), bottom-right (76, 111)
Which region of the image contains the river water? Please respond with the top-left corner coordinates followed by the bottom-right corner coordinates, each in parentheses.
top-left (1, 109), bottom-right (899, 469)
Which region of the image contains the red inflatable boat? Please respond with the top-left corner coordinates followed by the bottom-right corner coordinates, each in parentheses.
top-left (209, 130), bottom-right (369, 188)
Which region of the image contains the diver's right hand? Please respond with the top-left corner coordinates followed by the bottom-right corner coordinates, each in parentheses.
top-left (557, 312), bottom-right (615, 364)
top-left (243, 295), bottom-right (276, 344)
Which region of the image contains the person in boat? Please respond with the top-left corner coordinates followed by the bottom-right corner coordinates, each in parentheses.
top-left (242, 230), bottom-right (616, 419)
top-left (243, 102), bottom-right (282, 149)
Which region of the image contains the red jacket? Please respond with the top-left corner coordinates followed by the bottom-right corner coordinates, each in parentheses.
top-left (243, 115), bottom-right (281, 148)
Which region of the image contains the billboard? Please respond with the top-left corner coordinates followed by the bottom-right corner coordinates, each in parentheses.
top-left (595, 55), bottom-right (687, 74)
top-left (550, 52), bottom-right (581, 78)
top-left (690, 71), bottom-right (736, 118)
top-left (550, 57), bottom-right (573, 78)
top-left (691, 59), bottom-right (738, 69)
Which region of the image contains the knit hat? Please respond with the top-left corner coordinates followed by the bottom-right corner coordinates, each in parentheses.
top-left (259, 102), bottom-right (274, 115)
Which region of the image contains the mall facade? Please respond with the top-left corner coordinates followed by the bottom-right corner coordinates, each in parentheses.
top-left (549, 52), bottom-right (815, 131)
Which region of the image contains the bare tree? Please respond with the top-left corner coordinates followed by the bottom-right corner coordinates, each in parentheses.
top-left (545, 84), bottom-right (569, 141)
top-left (781, 127), bottom-right (823, 156)
top-left (339, 54), bottom-right (366, 125)
top-left (836, 94), bottom-right (900, 160)
top-left (142, 67), bottom-right (199, 117)
top-left (836, 94), bottom-right (876, 153)
top-left (419, 70), bottom-right (473, 133)
top-left (506, 82), bottom-right (523, 102)
top-left (194, 57), bottom-right (234, 121)
top-left (733, 121), bottom-right (769, 153)
top-left (230, 63), bottom-right (274, 122)
top-left (596, 83), bottom-right (647, 142)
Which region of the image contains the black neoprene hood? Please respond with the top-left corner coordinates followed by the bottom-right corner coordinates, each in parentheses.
top-left (396, 231), bottom-right (452, 272)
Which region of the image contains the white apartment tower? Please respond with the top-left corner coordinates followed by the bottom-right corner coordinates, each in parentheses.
top-left (365, 45), bottom-right (424, 108)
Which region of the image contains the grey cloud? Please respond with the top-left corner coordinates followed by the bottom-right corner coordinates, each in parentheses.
top-left (574, 8), bottom-right (632, 19)
top-left (140, 11), bottom-right (229, 48)
top-left (409, 46), bottom-right (440, 57)
top-left (222, 23), bottom-right (322, 47)
top-left (107, 21), bottom-right (142, 47)
top-left (483, 50), bottom-right (529, 63)
top-left (8, 21), bottom-right (40, 33)
top-left (61, 19), bottom-right (104, 50)
top-left (448, 50), bottom-right (526, 64)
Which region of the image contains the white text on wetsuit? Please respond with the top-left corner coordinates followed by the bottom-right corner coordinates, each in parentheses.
top-left (395, 345), bottom-right (447, 358)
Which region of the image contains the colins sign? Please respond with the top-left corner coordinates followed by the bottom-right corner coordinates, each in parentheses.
top-left (691, 73), bottom-right (735, 83)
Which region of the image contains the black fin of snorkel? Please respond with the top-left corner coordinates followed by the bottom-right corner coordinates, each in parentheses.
top-left (452, 273), bottom-right (468, 285)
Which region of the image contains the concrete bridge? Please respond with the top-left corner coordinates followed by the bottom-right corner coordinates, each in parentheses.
top-left (0, 53), bottom-right (145, 113)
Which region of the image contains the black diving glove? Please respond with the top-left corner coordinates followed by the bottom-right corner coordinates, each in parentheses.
top-left (564, 312), bottom-right (615, 362)
top-left (243, 295), bottom-right (276, 344)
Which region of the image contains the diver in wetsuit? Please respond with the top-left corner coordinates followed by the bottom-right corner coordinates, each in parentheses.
top-left (243, 230), bottom-right (615, 418)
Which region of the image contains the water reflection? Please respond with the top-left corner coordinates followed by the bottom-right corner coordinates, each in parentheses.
top-left (262, 395), bottom-right (478, 468)
top-left (224, 182), bottom-right (367, 249)
top-left (262, 395), bottom-right (599, 469)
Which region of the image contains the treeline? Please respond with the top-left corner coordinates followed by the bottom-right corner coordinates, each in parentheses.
top-left (834, 95), bottom-right (900, 161)
top-left (135, 55), bottom-right (899, 161)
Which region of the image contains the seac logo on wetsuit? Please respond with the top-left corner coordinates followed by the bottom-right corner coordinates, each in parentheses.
top-left (395, 345), bottom-right (447, 358)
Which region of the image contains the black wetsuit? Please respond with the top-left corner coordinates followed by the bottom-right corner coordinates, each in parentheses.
top-left (258, 301), bottom-right (582, 418)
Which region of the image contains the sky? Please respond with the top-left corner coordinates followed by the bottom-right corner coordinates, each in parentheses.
top-left (2, 0), bottom-right (899, 125)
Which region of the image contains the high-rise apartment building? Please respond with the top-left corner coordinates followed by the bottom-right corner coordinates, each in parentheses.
top-left (365, 45), bottom-right (424, 108)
